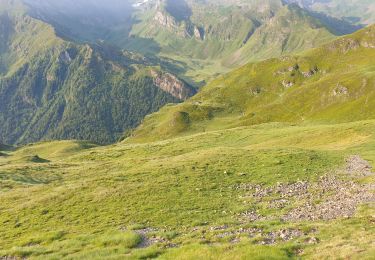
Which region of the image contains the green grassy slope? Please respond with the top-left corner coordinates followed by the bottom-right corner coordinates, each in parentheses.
top-left (0, 0), bottom-right (195, 145)
top-left (0, 2), bottom-right (374, 259)
top-left (223, 4), bottom-right (335, 66)
top-left (129, 25), bottom-right (375, 143)
top-left (22, 0), bottom-right (366, 86)
top-left (114, 0), bottom-right (339, 84)
top-left (0, 119), bottom-right (374, 259)
top-left (22, 0), bottom-right (362, 86)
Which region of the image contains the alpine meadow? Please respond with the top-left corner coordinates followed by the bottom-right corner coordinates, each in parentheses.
top-left (0, 0), bottom-right (374, 259)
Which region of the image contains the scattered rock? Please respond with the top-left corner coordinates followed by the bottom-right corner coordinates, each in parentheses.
top-left (282, 80), bottom-right (294, 88)
top-left (237, 210), bottom-right (264, 222)
top-left (230, 237), bottom-right (241, 244)
top-left (125, 227), bottom-right (164, 248)
top-left (346, 155), bottom-right (373, 176)
top-left (165, 243), bottom-right (179, 248)
top-left (268, 199), bottom-right (289, 209)
top-left (305, 236), bottom-right (319, 244)
top-left (289, 64), bottom-right (299, 71)
top-left (301, 66), bottom-right (318, 78)
top-left (332, 83), bottom-right (348, 96)
top-left (275, 181), bottom-right (309, 198)
top-left (274, 64), bottom-right (299, 76)
top-left (133, 227), bottom-right (158, 235)
top-left (216, 227), bottom-right (262, 238)
top-left (283, 175), bottom-right (375, 221)
top-left (302, 70), bottom-right (314, 78)
top-left (295, 248), bottom-right (304, 255)
top-left (210, 225), bottom-right (229, 231)
top-left (250, 86), bottom-right (262, 95)
top-left (259, 228), bottom-right (304, 245)
top-left (259, 238), bottom-right (276, 245)
top-left (236, 156), bottom-right (375, 222)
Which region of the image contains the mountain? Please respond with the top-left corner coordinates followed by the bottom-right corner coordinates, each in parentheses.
top-left (128, 24), bottom-right (375, 143)
top-left (0, 0), bottom-right (370, 145)
top-left (0, 1), bottom-right (374, 259)
top-left (285, 0), bottom-right (375, 25)
top-left (222, 4), bottom-right (335, 66)
top-left (23, 0), bottom-right (349, 85)
top-left (1, 26), bottom-right (375, 257)
top-left (22, 0), bottom-right (135, 43)
top-left (0, 0), bottom-right (195, 145)
top-left (123, 0), bottom-right (339, 82)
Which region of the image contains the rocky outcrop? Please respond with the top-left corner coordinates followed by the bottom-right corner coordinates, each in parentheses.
top-left (151, 70), bottom-right (196, 100)
top-left (281, 80), bottom-right (294, 88)
top-left (332, 83), bottom-right (348, 97)
top-left (193, 26), bottom-right (204, 40)
top-left (153, 10), bottom-right (204, 40)
top-left (328, 38), bottom-right (360, 54)
top-left (154, 10), bottom-right (178, 30)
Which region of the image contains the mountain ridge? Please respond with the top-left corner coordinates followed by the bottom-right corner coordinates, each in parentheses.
top-left (128, 24), bottom-right (375, 143)
top-left (23, 0), bottom-right (358, 85)
top-left (0, 0), bottom-right (194, 145)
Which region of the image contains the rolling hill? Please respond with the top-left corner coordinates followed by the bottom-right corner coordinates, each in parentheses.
top-left (1, 99), bottom-right (374, 259)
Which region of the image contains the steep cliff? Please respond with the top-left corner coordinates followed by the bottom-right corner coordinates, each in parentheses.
top-left (151, 69), bottom-right (196, 100)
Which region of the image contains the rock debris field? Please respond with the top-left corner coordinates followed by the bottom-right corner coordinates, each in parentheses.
top-left (120, 155), bottom-right (375, 247)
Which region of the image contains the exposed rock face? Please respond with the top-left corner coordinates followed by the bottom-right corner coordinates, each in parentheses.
top-left (151, 70), bottom-right (196, 100)
top-left (153, 9), bottom-right (204, 40)
top-left (59, 50), bottom-right (72, 63)
top-left (154, 10), bottom-right (178, 30)
top-left (194, 26), bottom-right (204, 40)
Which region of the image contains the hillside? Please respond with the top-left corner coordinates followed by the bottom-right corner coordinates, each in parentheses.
top-left (1, 116), bottom-right (374, 259)
top-left (123, 0), bottom-right (339, 82)
top-left (129, 25), bottom-right (375, 143)
top-left (286, 0), bottom-right (375, 25)
top-left (0, 1), bottom-right (374, 259)
top-left (223, 4), bottom-right (335, 66)
top-left (23, 0), bottom-right (349, 85)
top-left (0, 0), bottom-right (195, 145)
